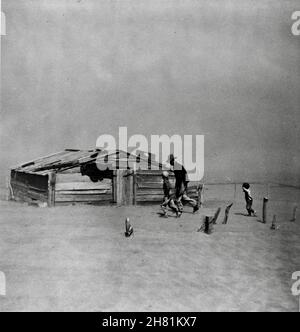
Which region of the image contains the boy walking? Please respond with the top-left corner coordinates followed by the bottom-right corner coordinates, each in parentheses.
top-left (161, 171), bottom-right (181, 218)
top-left (242, 183), bottom-right (256, 216)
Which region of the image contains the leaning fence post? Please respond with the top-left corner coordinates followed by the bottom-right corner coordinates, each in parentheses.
top-left (291, 205), bottom-right (297, 222)
top-left (262, 197), bottom-right (269, 223)
top-left (212, 207), bottom-right (221, 225)
top-left (223, 203), bottom-right (234, 224)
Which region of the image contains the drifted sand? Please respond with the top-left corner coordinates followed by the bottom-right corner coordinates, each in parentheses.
top-left (0, 192), bottom-right (299, 312)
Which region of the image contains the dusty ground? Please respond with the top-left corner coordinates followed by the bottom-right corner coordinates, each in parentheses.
top-left (0, 186), bottom-right (299, 312)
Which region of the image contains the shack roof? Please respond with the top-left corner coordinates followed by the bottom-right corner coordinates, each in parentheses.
top-left (12, 149), bottom-right (167, 175)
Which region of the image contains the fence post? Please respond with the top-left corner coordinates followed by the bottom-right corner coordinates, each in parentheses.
top-left (204, 216), bottom-right (213, 234)
top-left (262, 197), bottom-right (269, 223)
top-left (125, 217), bottom-right (133, 237)
top-left (223, 203), bottom-right (234, 224)
top-left (212, 207), bottom-right (221, 225)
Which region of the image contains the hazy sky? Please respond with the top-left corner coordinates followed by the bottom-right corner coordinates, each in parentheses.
top-left (1, 0), bottom-right (299, 185)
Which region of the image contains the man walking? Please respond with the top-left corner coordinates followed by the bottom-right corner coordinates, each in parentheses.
top-left (167, 154), bottom-right (199, 214)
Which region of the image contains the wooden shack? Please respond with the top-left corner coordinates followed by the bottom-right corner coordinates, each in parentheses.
top-left (9, 149), bottom-right (200, 207)
top-left (9, 149), bottom-right (112, 206)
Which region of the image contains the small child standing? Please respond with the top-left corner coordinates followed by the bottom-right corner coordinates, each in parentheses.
top-left (242, 183), bottom-right (256, 216)
top-left (161, 171), bottom-right (181, 218)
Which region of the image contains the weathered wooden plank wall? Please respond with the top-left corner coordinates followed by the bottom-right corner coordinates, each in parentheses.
top-left (112, 170), bottom-right (135, 206)
top-left (54, 172), bottom-right (113, 206)
top-left (10, 166), bottom-right (202, 207)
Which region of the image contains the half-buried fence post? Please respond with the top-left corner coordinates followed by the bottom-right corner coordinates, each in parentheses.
top-left (204, 216), bottom-right (212, 234)
top-left (212, 207), bottom-right (221, 225)
top-left (125, 218), bottom-right (133, 237)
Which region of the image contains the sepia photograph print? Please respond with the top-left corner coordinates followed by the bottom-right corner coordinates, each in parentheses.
top-left (0, 0), bottom-right (299, 314)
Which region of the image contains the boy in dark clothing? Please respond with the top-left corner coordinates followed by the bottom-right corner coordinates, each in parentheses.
top-left (167, 154), bottom-right (199, 214)
top-left (242, 183), bottom-right (256, 216)
top-left (161, 171), bottom-right (181, 218)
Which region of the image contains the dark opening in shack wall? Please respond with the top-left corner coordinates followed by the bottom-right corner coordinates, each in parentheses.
top-left (10, 170), bottom-right (49, 204)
